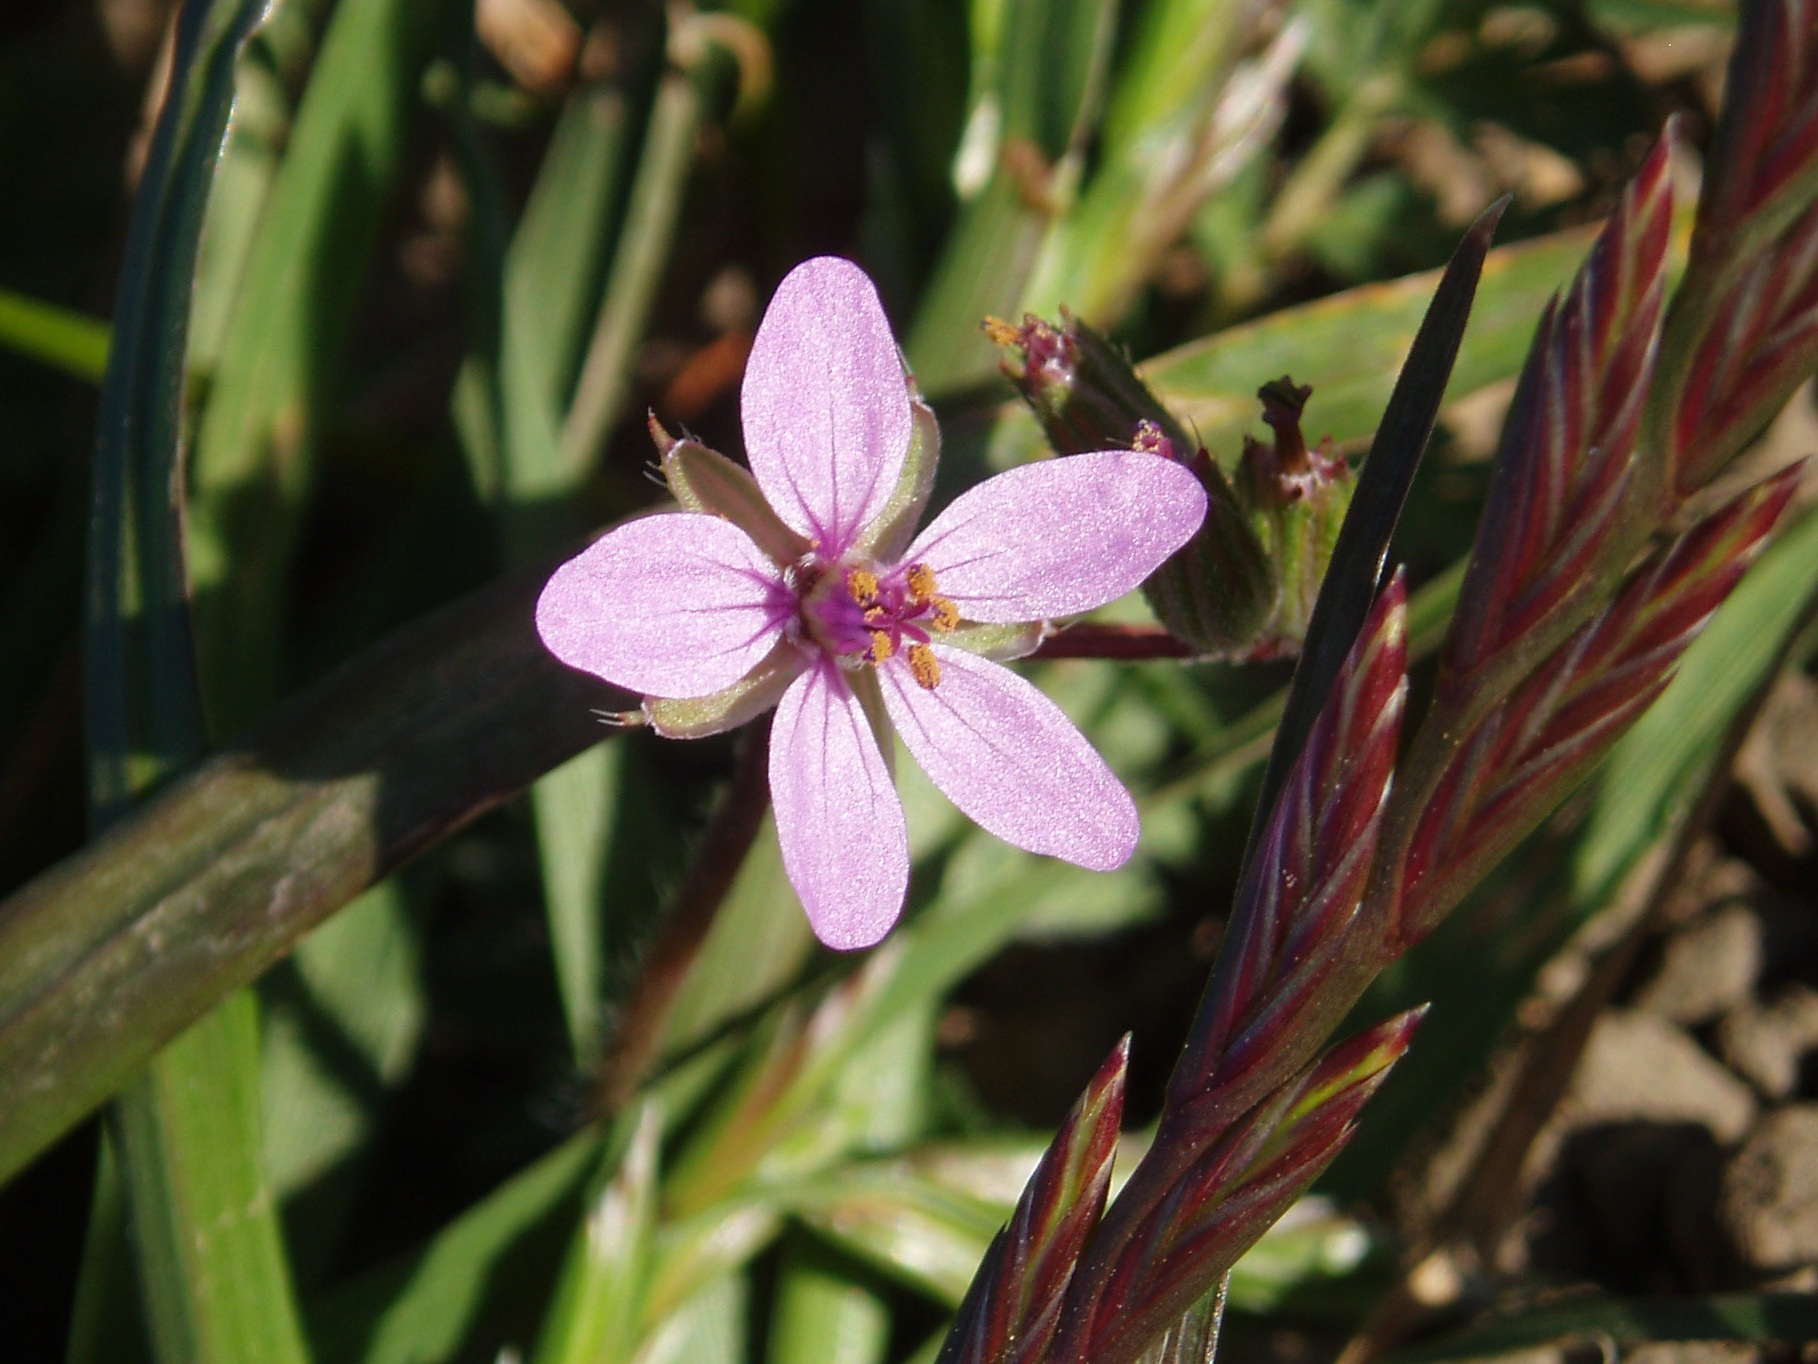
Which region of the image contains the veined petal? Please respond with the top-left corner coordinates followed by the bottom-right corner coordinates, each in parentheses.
top-left (742, 257), bottom-right (912, 556)
top-left (904, 450), bottom-right (1207, 622)
top-left (879, 646), bottom-right (1138, 871)
top-left (770, 660), bottom-right (910, 950)
top-left (536, 513), bottom-right (789, 699)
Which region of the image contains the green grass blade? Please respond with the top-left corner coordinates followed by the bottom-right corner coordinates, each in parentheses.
top-left (766, 1239), bottom-right (892, 1364)
top-left (1019, 0), bottom-right (1257, 325)
top-left (535, 748), bottom-right (623, 1064)
top-left (904, 0), bottom-right (1120, 395)
top-left (473, 75), bottom-right (646, 1067)
top-left (113, 992), bottom-right (311, 1363)
top-left (640, 1273), bottom-right (751, 1364)
top-left (559, 36), bottom-right (735, 481)
top-left (82, 0), bottom-right (311, 1357)
top-left (261, 878), bottom-right (426, 1284)
top-left (64, 1136), bottom-right (151, 1364)
top-left (0, 562), bottom-right (612, 1188)
top-left (185, 0), bottom-right (462, 736)
top-left (171, 0), bottom-right (457, 1310)
top-left (306, 1132), bottom-right (601, 1364)
top-left (531, 1103), bottom-right (663, 1364)
top-left (0, 287), bottom-right (107, 381)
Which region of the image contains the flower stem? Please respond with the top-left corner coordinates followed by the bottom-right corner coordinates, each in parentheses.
top-left (593, 716), bottom-right (774, 1116)
top-left (559, 22), bottom-right (738, 480)
top-left (1030, 623), bottom-right (1195, 660)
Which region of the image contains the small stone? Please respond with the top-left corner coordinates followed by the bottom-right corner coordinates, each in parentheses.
top-left (1626, 1345), bottom-right (1760, 1364)
top-left (1721, 1105), bottom-right (1818, 1271)
top-left (1717, 986), bottom-right (1818, 1100)
top-left (1568, 1010), bottom-right (1758, 1144)
top-left (1572, 1122), bottom-right (1723, 1292)
top-left (1635, 904), bottom-right (1763, 1026)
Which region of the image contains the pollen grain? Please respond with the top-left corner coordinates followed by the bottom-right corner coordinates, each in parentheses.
top-left (908, 643), bottom-right (941, 690)
top-left (846, 567), bottom-right (880, 605)
top-left (905, 563), bottom-right (937, 602)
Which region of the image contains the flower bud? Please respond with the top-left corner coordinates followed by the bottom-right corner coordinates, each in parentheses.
top-left (984, 310), bottom-right (1196, 456)
top-left (1236, 377), bottom-right (1355, 650)
top-left (986, 311), bottom-right (1277, 655)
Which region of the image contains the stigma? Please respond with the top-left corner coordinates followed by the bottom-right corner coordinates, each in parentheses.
top-left (804, 558), bottom-right (961, 684)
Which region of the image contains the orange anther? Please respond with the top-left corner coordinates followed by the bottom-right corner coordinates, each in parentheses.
top-left (908, 643), bottom-right (941, 690)
top-left (868, 630), bottom-right (896, 664)
top-left (846, 567), bottom-right (880, 605)
top-left (905, 563), bottom-right (937, 602)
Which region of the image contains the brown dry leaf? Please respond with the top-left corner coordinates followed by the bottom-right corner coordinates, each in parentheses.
top-left (477, 0), bottom-right (580, 95)
top-left (1735, 670), bottom-right (1818, 859)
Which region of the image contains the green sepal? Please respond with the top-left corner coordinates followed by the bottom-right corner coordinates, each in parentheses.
top-left (991, 311), bottom-right (1277, 654)
top-left (1233, 379), bottom-right (1357, 650)
top-left (945, 619), bottom-right (1049, 662)
top-left (847, 666), bottom-right (896, 779)
top-left (989, 312), bottom-right (1193, 457)
top-left (1246, 455), bottom-right (1355, 648)
top-left (645, 641), bottom-right (805, 739)
top-left (854, 396), bottom-right (941, 563)
top-left (660, 424), bottom-right (810, 566)
top-left (1141, 453), bottom-right (1278, 655)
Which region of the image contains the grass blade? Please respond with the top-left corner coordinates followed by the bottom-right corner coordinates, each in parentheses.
top-left (0, 560), bottom-right (612, 1188)
top-left (83, 0), bottom-right (310, 1358)
top-left (0, 287), bottom-right (108, 381)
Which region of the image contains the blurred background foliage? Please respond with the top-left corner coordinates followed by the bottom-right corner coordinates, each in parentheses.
top-left (4, 0), bottom-right (1815, 1361)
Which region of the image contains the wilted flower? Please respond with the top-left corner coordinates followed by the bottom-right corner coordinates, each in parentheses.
top-left (536, 257), bottom-right (1206, 949)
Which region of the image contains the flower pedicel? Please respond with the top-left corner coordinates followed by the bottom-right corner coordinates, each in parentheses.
top-left (535, 257), bottom-right (1207, 949)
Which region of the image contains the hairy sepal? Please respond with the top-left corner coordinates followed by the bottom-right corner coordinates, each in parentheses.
top-left (644, 640), bottom-right (805, 739)
top-left (660, 425), bottom-right (811, 566)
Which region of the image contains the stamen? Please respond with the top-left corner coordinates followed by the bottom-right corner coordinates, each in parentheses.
top-left (868, 630), bottom-right (896, 664)
top-left (863, 605), bottom-right (888, 626)
top-left (905, 563), bottom-right (937, 603)
top-left (981, 315), bottom-right (1021, 347)
top-left (929, 596), bottom-right (960, 632)
top-left (846, 567), bottom-right (880, 606)
top-left (908, 643), bottom-right (941, 690)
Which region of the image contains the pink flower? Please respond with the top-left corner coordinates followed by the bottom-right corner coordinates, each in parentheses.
top-left (536, 258), bottom-right (1207, 949)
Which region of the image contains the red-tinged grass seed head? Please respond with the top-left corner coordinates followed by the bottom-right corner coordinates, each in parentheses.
top-left (1061, 1012), bottom-right (1422, 1364)
top-left (1694, 0), bottom-right (1818, 241)
top-left (1171, 573), bottom-right (1408, 1114)
top-left (1444, 125), bottom-right (1674, 685)
top-left (941, 1037), bottom-right (1130, 1364)
top-left (1399, 463), bottom-right (1804, 939)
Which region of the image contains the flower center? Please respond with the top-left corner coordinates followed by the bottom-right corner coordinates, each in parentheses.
top-left (802, 558), bottom-right (958, 689)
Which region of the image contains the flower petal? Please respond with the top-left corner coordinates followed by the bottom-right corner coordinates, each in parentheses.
top-left (879, 646), bottom-right (1138, 870)
top-left (770, 660), bottom-right (910, 950)
top-left (742, 257), bottom-right (912, 556)
top-left (536, 513), bottom-right (789, 699)
top-left (904, 450), bottom-right (1208, 622)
